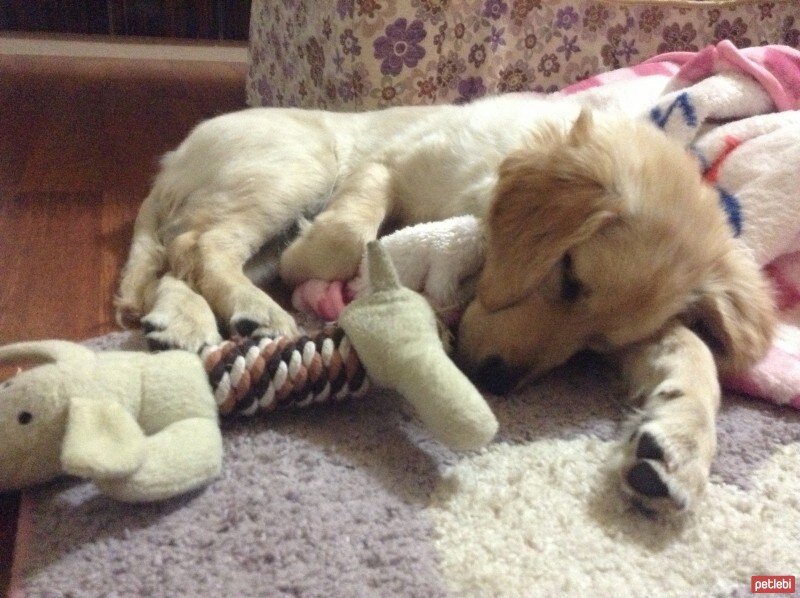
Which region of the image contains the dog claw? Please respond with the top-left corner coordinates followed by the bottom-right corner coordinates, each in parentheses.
top-left (231, 317), bottom-right (262, 337)
top-left (626, 461), bottom-right (670, 498)
top-left (145, 337), bottom-right (174, 352)
top-left (635, 432), bottom-right (665, 461)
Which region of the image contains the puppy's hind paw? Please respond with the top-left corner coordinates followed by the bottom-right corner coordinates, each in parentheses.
top-left (141, 313), bottom-right (222, 353)
top-left (115, 302), bottom-right (143, 330)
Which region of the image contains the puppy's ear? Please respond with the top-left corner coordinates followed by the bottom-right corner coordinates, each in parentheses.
top-left (478, 144), bottom-right (618, 312)
top-left (567, 106), bottom-right (593, 146)
top-left (682, 244), bottom-right (775, 374)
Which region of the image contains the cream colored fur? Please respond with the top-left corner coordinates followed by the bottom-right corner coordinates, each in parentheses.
top-left (116, 94), bottom-right (577, 346)
top-left (115, 96), bottom-right (775, 513)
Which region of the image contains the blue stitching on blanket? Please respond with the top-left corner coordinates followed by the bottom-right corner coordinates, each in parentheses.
top-left (716, 187), bottom-right (742, 237)
top-left (649, 92), bottom-right (698, 129)
top-left (688, 144), bottom-right (708, 171)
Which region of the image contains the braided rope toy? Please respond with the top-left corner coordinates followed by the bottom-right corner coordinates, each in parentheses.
top-left (190, 241), bottom-right (498, 456)
top-left (200, 326), bottom-right (369, 418)
top-left (200, 241), bottom-right (498, 451)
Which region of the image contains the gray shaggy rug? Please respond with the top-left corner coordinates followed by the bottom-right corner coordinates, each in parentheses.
top-left (10, 332), bottom-right (800, 597)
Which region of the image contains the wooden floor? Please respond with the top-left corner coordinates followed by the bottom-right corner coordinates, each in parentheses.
top-left (0, 53), bottom-right (247, 595)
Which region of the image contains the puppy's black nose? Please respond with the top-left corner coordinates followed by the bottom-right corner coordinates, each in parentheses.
top-left (471, 356), bottom-right (523, 395)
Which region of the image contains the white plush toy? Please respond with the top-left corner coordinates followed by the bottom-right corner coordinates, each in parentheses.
top-left (293, 215), bottom-right (485, 324)
top-left (0, 244), bottom-right (497, 502)
top-left (0, 341), bottom-right (222, 502)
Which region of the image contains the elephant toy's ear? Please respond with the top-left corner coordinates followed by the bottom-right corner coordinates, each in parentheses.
top-left (61, 397), bottom-right (146, 480)
top-left (0, 340), bottom-right (95, 367)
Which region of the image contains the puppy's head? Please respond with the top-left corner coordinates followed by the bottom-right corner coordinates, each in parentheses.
top-left (458, 108), bottom-right (774, 393)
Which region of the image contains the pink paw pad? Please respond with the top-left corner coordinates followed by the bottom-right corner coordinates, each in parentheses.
top-left (292, 279), bottom-right (350, 321)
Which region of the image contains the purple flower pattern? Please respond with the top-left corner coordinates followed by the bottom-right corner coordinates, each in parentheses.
top-left (510, 0), bottom-right (541, 26)
top-left (468, 43), bottom-right (487, 68)
top-left (457, 76), bottom-right (487, 103)
top-left (659, 22), bottom-right (699, 53)
top-left (537, 53), bottom-right (560, 77)
top-left (305, 37), bottom-right (325, 87)
top-left (482, 0), bottom-right (508, 21)
top-left (785, 16), bottom-right (800, 47)
top-left (485, 25), bottom-right (506, 52)
top-left (436, 51), bottom-right (466, 88)
top-left (336, 0), bottom-right (354, 19)
top-left (500, 60), bottom-right (535, 91)
top-left (714, 18), bottom-right (753, 48)
top-left (556, 35), bottom-right (580, 61)
top-left (555, 6), bottom-right (579, 30)
top-left (374, 18), bottom-right (427, 76)
top-left (247, 0), bottom-right (800, 110)
top-left (341, 29), bottom-right (362, 56)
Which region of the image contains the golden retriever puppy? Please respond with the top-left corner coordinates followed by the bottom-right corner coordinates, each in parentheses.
top-left (459, 107), bottom-right (773, 382)
top-left (117, 93), bottom-right (577, 345)
top-left (116, 98), bottom-right (774, 514)
top-left (456, 108), bottom-right (774, 513)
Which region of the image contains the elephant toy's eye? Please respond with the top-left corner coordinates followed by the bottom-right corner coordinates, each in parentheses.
top-left (1, 380), bottom-right (11, 390)
top-left (17, 411), bottom-right (33, 425)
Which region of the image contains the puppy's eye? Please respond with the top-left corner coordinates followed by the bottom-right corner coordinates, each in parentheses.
top-left (587, 333), bottom-right (613, 351)
top-left (18, 411), bottom-right (33, 425)
top-left (560, 254), bottom-right (583, 302)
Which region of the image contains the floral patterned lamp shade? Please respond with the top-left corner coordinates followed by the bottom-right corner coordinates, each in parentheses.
top-left (247, 0), bottom-right (800, 111)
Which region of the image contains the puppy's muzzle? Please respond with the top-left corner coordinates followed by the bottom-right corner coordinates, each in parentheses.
top-left (468, 355), bottom-right (525, 395)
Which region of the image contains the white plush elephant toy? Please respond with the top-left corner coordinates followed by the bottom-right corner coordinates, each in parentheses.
top-left (0, 341), bottom-right (222, 502)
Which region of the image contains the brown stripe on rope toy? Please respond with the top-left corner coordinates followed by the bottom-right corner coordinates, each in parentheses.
top-left (199, 325), bottom-right (370, 417)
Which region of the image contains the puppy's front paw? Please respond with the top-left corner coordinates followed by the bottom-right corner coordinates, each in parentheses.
top-left (229, 290), bottom-right (299, 338)
top-left (279, 215), bottom-right (367, 286)
top-left (230, 311), bottom-right (299, 339)
top-left (617, 399), bottom-right (716, 515)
